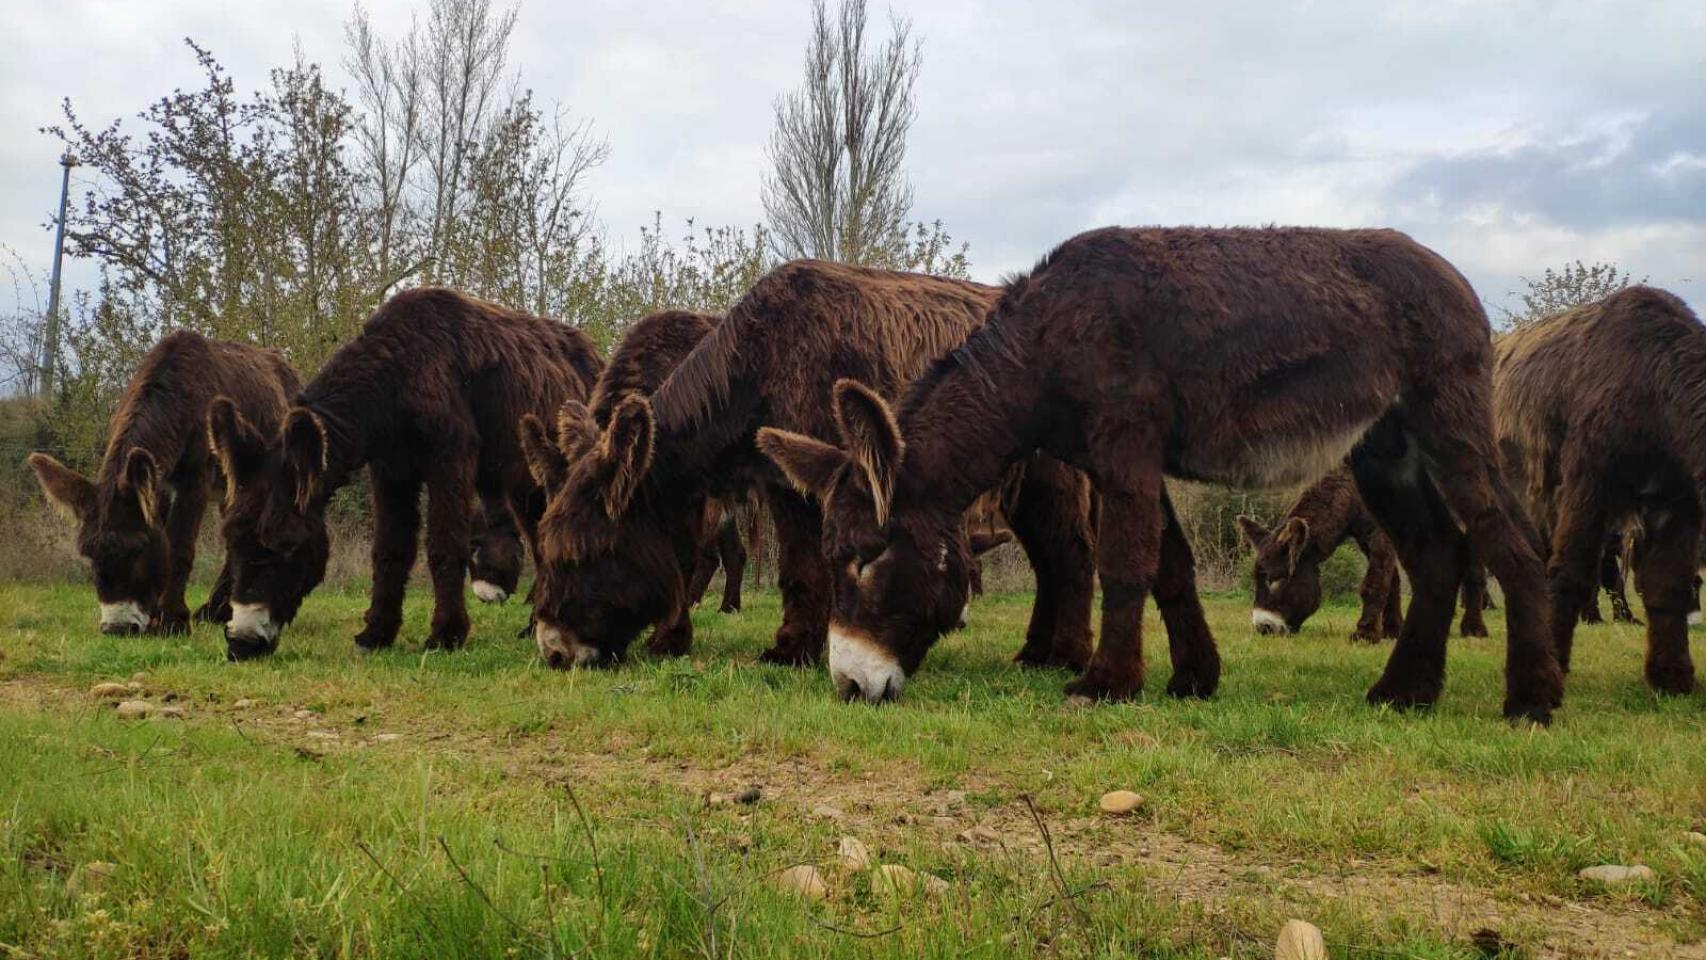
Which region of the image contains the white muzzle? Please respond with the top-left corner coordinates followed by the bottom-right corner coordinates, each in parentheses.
top-left (1251, 608), bottom-right (1289, 634)
top-left (99, 601), bottom-right (149, 633)
top-left (535, 622), bottom-right (601, 669)
top-left (471, 580), bottom-right (509, 604)
top-left (828, 624), bottom-right (906, 703)
top-left (227, 602), bottom-right (279, 643)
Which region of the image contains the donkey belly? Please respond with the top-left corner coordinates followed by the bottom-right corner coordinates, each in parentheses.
top-left (1172, 402), bottom-right (1390, 492)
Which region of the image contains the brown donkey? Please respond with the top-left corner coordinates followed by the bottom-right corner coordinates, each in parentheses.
top-left (523, 261), bottom-right (1096, 671)
top-left (207, 287), bottom-right (602, 660)
top-left (760, 227), bottom-right (1564, 722)
top-left (29, 331), bottom-right (299, 635)
top-left (1493, 286), bottom-right (1706, 694)
top-left (1236, 466), bottom-right (1490, 641)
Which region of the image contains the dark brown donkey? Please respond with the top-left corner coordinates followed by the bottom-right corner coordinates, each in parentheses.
top-left (1493, 286), bottom-right (1706, 694)
top-left (760, 227), bottom-right (1564, 722)
top-left (524, 261), bottom-right (1096, 671)
top-left (1236, 466), bottom-right (1490, 641)
top-left (207, 287), bottom-right (602, 660)
top-left (29, 331), bottom-right (299, 634)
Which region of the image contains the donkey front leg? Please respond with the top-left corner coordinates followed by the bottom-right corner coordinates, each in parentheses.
top-left (355, 462), bottom-right (421, 651)
top-left (423, 457), bottom-right (477, 651)
top-left (1633, 503), bottom-right (1700, 694)
top-left (1008, 457), bottom-right (1095, 670)
top-left (155, 475), bottom-right (210, 634)
top-left (1064, 445), bottom-right (1164, 702)
top-left (760, 486), bottom-right (830, 666)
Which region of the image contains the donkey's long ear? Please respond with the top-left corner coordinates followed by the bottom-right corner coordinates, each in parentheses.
top-left (832, 379), bottom-right (903, 525)
top-left (119, 447), bottom-right (162, 529)
top-left (969, 529), bottom-right (1013, 556)
top-left (1235, 515), bottom-right (1270, 550)
top-left (281, 408), bottom-right (328, 512)
top-left (207, 397), bottom-right (266, 505)
top-left (1277, 517), bottom-right (1312, 574)
top-left (755, 428), bottom-right (845, 501)
top-left (555, 400), bottom-right (599, 461)
top-left (27, 453), bottom-right (95, 522)
top-left (598, 395), bottom-right (654, 519)
top-left (519, 414), bottom-right (568, 490)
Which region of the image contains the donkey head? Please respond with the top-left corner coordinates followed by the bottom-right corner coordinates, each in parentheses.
top-left (522, 395), bottom-right (686, 669)
top-left (758, 379), bottom-right (998, 703)
top-left (29, 448), bottom-right (170, 634)
top-left (467, 501), bottom-right (524, 604)
top-left (207, 398), bottom-right (330, 660)
top-left (1236, 514), bottom-right (1321, 634)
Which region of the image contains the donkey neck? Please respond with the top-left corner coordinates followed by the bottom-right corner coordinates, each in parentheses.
top-left (296, 363), bottom-right (398, 494)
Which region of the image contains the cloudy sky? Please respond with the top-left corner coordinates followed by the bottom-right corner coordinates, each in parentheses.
top-left (2, 0), bottom-right (1701, 318)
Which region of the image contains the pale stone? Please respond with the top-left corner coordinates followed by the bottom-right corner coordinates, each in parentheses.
top-left (810, 804), bottom-right (845, 821)
top-left (115, 700), bottom-right (153, 719)
top-left (835, 836), bottom-right (873, 870)
top-left (1098, 790), bottom-right (1145, 815)
top-left (872, 863), bottom-right (946, 898)
top-left (233, 699), bottom-right (259, 709)
top-left (775, 865), bottom-right (829, 900)
top-left (1275, 919), bottom-right (1328, 960)
top-left (1684, 831), bottom-right (1706, 848)
top-left (90, 683), bottom-right (130, 700)
top-left (157, 705), bottom-right (185, 719)
top-left (1577, 864), bottom-right (1655, 884)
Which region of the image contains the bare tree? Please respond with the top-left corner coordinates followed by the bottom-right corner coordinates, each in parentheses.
top-left (762, 0), bottom-right (930, 268)
top-left (345, 4), bottom-right (425, 283)
top-left (1500, 260), bottom-right (1646, 330)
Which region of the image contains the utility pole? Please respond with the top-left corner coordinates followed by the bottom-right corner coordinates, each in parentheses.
top-left (42, 152), bottom-right (75, 398)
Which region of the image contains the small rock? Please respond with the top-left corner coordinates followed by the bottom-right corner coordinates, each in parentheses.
top-left (1684, 831), bottom-right (1706, 849)
top-left (1275, 919), bottom-right (1328, 960)
top-left (957, 824), bottom-right (1002, 846)
top-left (130, 672), bottom-right (149, 683)
top-left (1577, 864), bottom-right (1654, 884)
top-left (306, 729), bottom-right (339, 741)
top-left (735, 786), bottom-right (762, 805)
top-left (372, 733), bottom-right (402, 743)
top-left (75, 861), bottom-right (119, 892)
top-left (90, 683), bottom-right (130, 700)
top-left (836, 836), bottom-right (873, 870)
top-left (125, 681), bottom-right (143, 693)
top-left (293, 709), bottom-right (314, 720)
top-left (233, 698), bottom-right (259, 709)
top-left (1063, 694), bottom-right (1095, 709)
top-left (810, 804), bottom-right (845, 821)
top-left (942, 790), bottom-right (968, 807)
top-left (157, 705), bottom-right (186, 719)
top-left (775, 865), bottom-right (829, 900)
top-left (1098, 790), bottom-right (1145, 815)
top-left (872, 864), bottom-right (946, 898)
top-left (707, 792), bottom-right (733, 806)
top-left (115, 700), bottom-right (154, 720)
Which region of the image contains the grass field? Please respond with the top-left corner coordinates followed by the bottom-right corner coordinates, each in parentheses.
top-left (2, 580), bottom-right (1704, 959)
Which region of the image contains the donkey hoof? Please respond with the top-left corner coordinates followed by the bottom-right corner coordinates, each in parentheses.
top-left (1062, 673), bottom-right (1141, 703)
top-left (758, 642), bottom-right (818, 667)
top-left (1366, 680), bottom-right (1439, 712)
top-left (1647, 668), bottom-right (1696, 697)
top-left (424, 629), bottom-right (468, 651)
top-left (1502, 697), bottom-right (1554, 726)
top-left (353, 626), bottom-right (398, 651)
top-left (1164, 667), bottom-right (1218, 699)
top-left (192, 602), bottom-right (231, 625)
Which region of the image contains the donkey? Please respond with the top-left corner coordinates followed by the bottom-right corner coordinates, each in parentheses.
top-left (1493, 286), bottom-right (1706, 693)
top-left (1236, 466), bottom-right (1489, 641)
top-left (523, 261), bottom-right (1096, 671)
top-left (28, 331), bottom-right (298, 635)
top-left (207, 287), bottom-right (602, 660)
top-left (759, 227), bottom-right (1564, 722)
top-left (468, 493), bottom-right (526, 604)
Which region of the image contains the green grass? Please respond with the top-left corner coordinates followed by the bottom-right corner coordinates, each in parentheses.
top-left (1, 580), bottom-right (1704, 958)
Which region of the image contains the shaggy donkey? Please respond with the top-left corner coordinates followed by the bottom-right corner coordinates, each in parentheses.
top-left (1493, 286), bottom-right (1706, 693)
top-left (29, 331), bottom-right (298, 635)
top-left (208, 287), bottom-right (602, 660)
top-left (1236, 466), bottom-right (1489, 641)
top-left (760, 227), bottom-right (1564, 722)
top-left (524, 261), bottom-right (1096, 671)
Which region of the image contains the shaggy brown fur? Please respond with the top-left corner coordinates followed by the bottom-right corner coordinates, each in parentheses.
top-left (762, 227), bottom-right (1563, 722)
top-left (1237, 466), bottom-right (1490, 641)
top-left (1493, 286), bottom-right (1706, 693)
top-left (527, 261), bottom-right (1097, 671)
top-left (686, 499), bottom-right (749, 614)
top-left (468, 494), bottom-right (525, 602)
top-left (208, 287), bottom-right (601, 660)
top-left (29, 331), bottom-right (299, 635)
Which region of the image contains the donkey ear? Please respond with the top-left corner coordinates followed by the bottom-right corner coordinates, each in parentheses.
top-left (598, 395), bottom-right (654, 519)
top-left (832, 379), bottom-right (903, 525)
top-left (119, 447), bottom-right (162, 529)
top-left (556, 400), bottom-right (599, 461)
top-left (281, 407), bottom-right (327, 513)
top-left (1235, 515), bottom-right (1270, 549)
top-left (27, 453), bottom-right (95, 522)
top-left (207, 397), bottom-right (266, 504)
top-left (755, 428), bottom-right (846, 501)
top-left (1278, 517), bottom-right (1311, 573)
top-left (519, 414), bottom-right (568, 490)
top-left (969, 529), bottom-right (1013, 556)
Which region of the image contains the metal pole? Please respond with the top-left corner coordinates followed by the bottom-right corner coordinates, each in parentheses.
top-left (42, 152), bottom-right (76, 398)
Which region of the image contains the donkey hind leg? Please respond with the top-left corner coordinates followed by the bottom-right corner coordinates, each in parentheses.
top-left (356, 462), bottom-right (421, 651)
top-left (717, 512), bottom-right (747, 612)
top-left (422, 453), bottom-right (477, 651)
top-left (1382, 564), bottom-right (1404, 639)
top-left (1405, 401), bottom-right (1564, 723)
top-left (760, 485), bottom-right (830, 666)
top-left (1541, 465), bottom-right (1611, 675)
top-left (1008, 457), bottom-right (1095, 671)
top-left (1156, 489), bottom-right (1220, 698)
top-left (1352, 532), bottom-right (1396, 643)
top-left (1633, 502), bottom-right (1699, 694)
top-left (1064, 441), bottom-right (1165, 702)
top-left (1348, 423), bottom-right (1465, 713)
top-left (1604, 538), bottom-right (1641, 624)
top-left (1458, 555), bottom-right (1490, 638)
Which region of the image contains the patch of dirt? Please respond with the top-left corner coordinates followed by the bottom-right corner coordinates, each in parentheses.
top-left (5, 675), bottom-right (1701, 958)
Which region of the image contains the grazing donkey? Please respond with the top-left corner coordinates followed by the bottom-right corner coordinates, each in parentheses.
top-left (468, 494), bottom-right (526, 604)
top-left (28, 331), bottom-right (298, 635)
top-left (208, 287), bottom-right (602, 660)
top-left (524, 261), bottom-right (1096, 671)
top-left (760, 227), bottom-right (1564, 722)
top-left (1236, 466), bottom-right (1489, 641)
top-left (1493, 286), bottom-right (1706, 693)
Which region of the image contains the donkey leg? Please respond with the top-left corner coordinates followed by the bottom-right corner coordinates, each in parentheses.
top-left (422, 456), bottom-right (477, 651)
top-left (1605, 538), bottom-right (1640, 624)
top-left (718, 513), bottom-right (746, 613)
top-left (195, 558), bottom-right (234, 625)
top-left (1351, 533), bottom-right (1391, 643)
top-left (1382, 563), bottom-right (1404, 639)
top-left (761, 485), bottom-right (829, 666)
top-left (1008, 458), bottom-right (1095, 670)
top-left (355, 462), bottom-right (421, 651)
top-left (1542, 466), bottom-right (1611, 674)
top-left (155, 477), bottom-right (209, 635)
top-left (1064, 443), bottom-right (1164, 703)
top-left (508, 485), bottom-right (546, 639)
top-left (1458, 556), bottom-right (1490, 638)
top-left (1405, 406), bottom-right (1564, 723)
top-left (1633, 503), bottom-right (1700, 694)
top-left (1348, 422), bottom-right (1465, 712)
top-left (684, 515), bottom-right (722, 609)
top-left (1157, 489), bottom-right (1220, 698)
